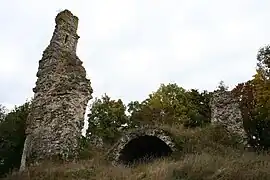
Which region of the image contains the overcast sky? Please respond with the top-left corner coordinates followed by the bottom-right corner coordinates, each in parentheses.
top-left (1, 0), bottom-right (270, 110)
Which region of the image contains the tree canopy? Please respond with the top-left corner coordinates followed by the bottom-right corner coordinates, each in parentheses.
top-left (86, 94), bottom-right (129, 145)
top-left (231, 45), bottom-right (270, 150)
top-left (0, 102), bottom-right (30, 177)
top-left (127, 83), bottom-right (211, 128)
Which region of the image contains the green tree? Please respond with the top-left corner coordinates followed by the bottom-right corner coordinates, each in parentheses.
top-left (128, 83), bottom-right (191, 126)
top-left (128, 83), bottom-right (211, 127)
top-left (254, 45), bottom-right (270, 149)
top-left (231, 45), bottom-right (270, 150)
top-left (185, 89), bottom-right (212, 127)
top-left (0, 102), bottom-right (30, 177)
top-left (232, 79), bottom-right (258, 147)
top-left (127, 100), bottom-right (142, 128)
top-left (86, 94), bottom-right (129, 145)
top-left (252, 70), bottom-right (270, 149)
top-left (232, 74), bottom-right (270, 150)
top-left (257, 45), bottom-right (270, 79)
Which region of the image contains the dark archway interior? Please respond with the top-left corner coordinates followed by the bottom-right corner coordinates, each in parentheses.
top-left (118, 135), bottom-right (172, 165)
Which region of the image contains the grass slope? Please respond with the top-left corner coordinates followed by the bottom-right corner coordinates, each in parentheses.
top-left (4, 125), bottom-right (270, 180)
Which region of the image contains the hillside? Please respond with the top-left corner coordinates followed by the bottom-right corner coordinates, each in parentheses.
top-left (4, 125), bottom-right (270, 180)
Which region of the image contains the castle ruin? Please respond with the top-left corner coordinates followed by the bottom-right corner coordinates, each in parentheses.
top-left (20, 10), bottom-right (93, 170)
top-left (19, 9), bottom-right (249, 170)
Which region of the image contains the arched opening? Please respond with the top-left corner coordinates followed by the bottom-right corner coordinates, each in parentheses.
top-left (118, 135), bottom-right (172, 165)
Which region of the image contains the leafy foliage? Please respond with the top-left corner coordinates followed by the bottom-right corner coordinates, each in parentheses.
top-left (257, 45), bottom-right (270, 79)
top-left (231, 45), bottom-right (270, 150)
top-left (128, 83), bottom-right (211, 128)
top-left (0, 102), bottom-right (30, 177)
top-left (86, 94), bottom-right (129, 145)
top-left (250, 71), bottom-right (270, 150)
top-left (185, 89), bottom-right (212, 127)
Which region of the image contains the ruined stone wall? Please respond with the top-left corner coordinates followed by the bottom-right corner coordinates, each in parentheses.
top-left (107, 126), bottom-right (176, 165)
top-left (210, 90), bottom-right (247, 145)
top-left (20, 10), bottom-right (92, 170)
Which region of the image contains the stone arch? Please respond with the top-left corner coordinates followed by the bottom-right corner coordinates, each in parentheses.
top-left (107, 127), bottom-right (177, 165)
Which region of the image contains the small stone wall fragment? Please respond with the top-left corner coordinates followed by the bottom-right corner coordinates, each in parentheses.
top-left (210, 90), bottom-right (247, 145)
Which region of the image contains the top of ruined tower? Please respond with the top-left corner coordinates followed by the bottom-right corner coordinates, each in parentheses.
top-left (55, 9), bottom-right (79, 31)
top-left (47, 9), bottom-right (80, 53)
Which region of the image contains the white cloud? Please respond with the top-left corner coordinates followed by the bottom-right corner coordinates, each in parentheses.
top-left (0, 45), bottom-right (22, 75)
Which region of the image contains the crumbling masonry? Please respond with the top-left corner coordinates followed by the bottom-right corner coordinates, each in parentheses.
top-left (20, 10), bottom-right (92, 170)
top-left (107, 126), bottom-right (176, 166)
top-left (210, 90), bottom-right (247, 145)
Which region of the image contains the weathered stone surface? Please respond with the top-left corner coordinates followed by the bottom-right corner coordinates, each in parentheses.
top-left (20, 10), bottom-right (92, 170)
top-left (107, 126), bottom-right (176, 165)
top-left (210, 90), bottom-right (247, 144)
top-left (89, 134), bottom-right (104, 149)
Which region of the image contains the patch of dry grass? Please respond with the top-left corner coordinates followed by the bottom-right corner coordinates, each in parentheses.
top-left (4, 152), bottom-right (270, 180)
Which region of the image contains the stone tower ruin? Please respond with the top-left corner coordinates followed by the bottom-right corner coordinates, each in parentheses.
top-left (210, 90), bottom-right (247, 145)
top-left (20, 10), bottom-right (92, 170)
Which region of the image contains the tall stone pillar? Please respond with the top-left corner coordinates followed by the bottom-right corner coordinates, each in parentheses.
top-left (210, 90), bottom-right (247, 145)
top-left (20, 10), bottom-right (92, 170)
